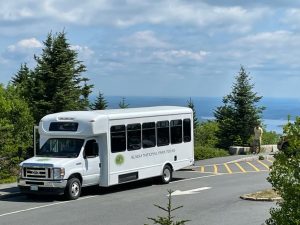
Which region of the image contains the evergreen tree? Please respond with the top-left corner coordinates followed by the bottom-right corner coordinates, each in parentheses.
top-left (11, 63), bottom-right (31, 85)
top-left (11, 63), bottom-right (33, 101)
top-left (91, 91), bottom-right (108, 110)
top-left (119, 97), bottom-right (129, 109)
top-left (187, 97), bottom-right (199, 129)
top-left (146, 190), bottom-right (190, 225)
top-left (214, 66), bottom-right (265, 149)
top-left (25, 31), bottom-right (93, 122)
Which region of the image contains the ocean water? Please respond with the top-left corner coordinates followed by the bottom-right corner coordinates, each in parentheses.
top-left (100, 96), bottom-right (300, 134)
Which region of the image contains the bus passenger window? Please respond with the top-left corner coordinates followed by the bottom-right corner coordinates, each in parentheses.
top-left (127, 124), bottom-right (141, 151)
top-left (111, 125), bottom-right (126, 153)
top-left (157, 121), bottom-right (170, 146)
top-left (142, 122), bottom-right (156, 148)
top-left (171, 120), bottom-right (182, 144)
top-left (183, 119), bottom-right (191, 142)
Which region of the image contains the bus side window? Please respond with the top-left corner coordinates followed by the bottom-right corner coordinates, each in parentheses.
top-left (183, 119), bottom-right (191, 142)
top-left (157, 121), bottom-right (170, 146)
top-left (171, 119), bottom-right (182, 144)
top-left (127, 123), bottom-right (141, 151)
top-left (142, 122), bottom-right (156, 148)
top-left (111, 125), bottom-right (126, 153)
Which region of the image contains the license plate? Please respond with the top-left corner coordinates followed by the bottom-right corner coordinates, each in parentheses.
top-left (30, 186), bottom-right (38, 191)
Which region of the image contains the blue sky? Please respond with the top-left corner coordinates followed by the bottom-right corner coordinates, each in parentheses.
top-left (1, 0), bottom-right (300, 98)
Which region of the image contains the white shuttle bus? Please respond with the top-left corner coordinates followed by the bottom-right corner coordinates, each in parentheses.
top-left (18, 106), bottom-right (194, 200)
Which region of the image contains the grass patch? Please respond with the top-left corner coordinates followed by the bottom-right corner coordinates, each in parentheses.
top-left (0, 176), bottom-right (17, 184)
top-left (241, 189), bottom-right (281, 201)
top-left (194, 146), bottom-right (229, 160)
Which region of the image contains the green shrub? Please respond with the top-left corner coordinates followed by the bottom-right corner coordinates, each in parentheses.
top-left (195, 121), bottom-right (219, 148)
top-left (266, 117), bottom-right (300, 225)
top-left (0, 85), bottom-right (34, 182)
top-left (194, 146), bottom-right (229, 160)
top-left (262, 130), bottom-right (279, 145)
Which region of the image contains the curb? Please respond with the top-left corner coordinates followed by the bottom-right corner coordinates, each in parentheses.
top-left (240, 195), bottom-right (282, 202)
top-left (228, 154), bottom-right (274, 164)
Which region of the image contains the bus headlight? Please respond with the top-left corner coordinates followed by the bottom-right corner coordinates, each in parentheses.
top-left (19, 166), bottom-right (23, 178)
top-left (53, 168), bottom-right (65, 180)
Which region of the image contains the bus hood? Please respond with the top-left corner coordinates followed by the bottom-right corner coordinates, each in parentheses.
top-left (20, 157), bottom-right (77, 168)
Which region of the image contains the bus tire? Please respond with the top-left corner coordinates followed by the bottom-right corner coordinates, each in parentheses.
top-left (65, 177), bottom-right (81, 200)
top-left (161, 165), bottom-right (172, 184)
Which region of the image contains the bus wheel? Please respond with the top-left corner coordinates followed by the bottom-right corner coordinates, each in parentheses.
top-left (65, 177), bottom-right (81, 200)
top-left (161, 165), bottom-right (172, 184)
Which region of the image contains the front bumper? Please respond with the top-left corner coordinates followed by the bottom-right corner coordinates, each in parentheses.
top-left (18, 179), bottom-right (67, 195)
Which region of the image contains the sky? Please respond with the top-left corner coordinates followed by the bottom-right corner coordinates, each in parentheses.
top-left (1, 0), bottom-right (300, 98)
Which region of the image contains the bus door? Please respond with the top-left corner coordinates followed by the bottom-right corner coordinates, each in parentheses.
top-left (82, 139), bottom-right (100, 185)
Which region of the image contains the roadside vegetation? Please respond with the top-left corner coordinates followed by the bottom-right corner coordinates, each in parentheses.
top-left (266, 118), bottom-right (300, 224)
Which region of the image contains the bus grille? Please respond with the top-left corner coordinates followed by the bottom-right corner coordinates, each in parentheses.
top-left (23, 167), bottom-right (52, 179)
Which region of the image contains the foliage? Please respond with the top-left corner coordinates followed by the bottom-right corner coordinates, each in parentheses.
top-left (214, 66), bottom-right (265, 149)
top-left (145, 190), bottom-right (190, 225)
top-left (0, 85), bottom-right (34, 180)
top-left (262, 130), bottom-right (279, 145)
top-left (187, 98), bottom-right (199, 129)
top-left (119, 97), bottom-right (129, 109)
top-left (266, 118), bottom-right (300, 225)
top-left (193, 120), bottom-right (228, 160)
top-left (11, 31), bottom-right (93, 123)
top-left (248, 129), bottom-right (279, 147)
top-left (195, 120), bottom-right (219, 148)
top-left (90, 91), bottom-right (108, 110)
top-left (194, 146), bottom-right (229, 160)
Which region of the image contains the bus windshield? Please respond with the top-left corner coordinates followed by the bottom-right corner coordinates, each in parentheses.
top-left (37, 138), bottom-right (84, 158)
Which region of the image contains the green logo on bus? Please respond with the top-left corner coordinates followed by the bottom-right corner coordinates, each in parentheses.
top-left (115, 154), bottom-right (124, 165)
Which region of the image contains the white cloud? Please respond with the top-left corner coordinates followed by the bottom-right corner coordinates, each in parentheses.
top-left (7, 38), bottom-right (42, 52)
top-left (153, 50), bottom-right (209, 62)
top-left (235, 31), bottom-right (294, 47)
top-left (121, 31), bottom-right (169, 48)
top-left (70, 45), bottom-right (94, 60)
top-left (222, 30), bottom-right (300, 70)
top-left (0, 0), bottom-right (270, 34)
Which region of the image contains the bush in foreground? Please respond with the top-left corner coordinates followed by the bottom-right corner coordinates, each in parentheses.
top-left (266, 118), bottom-right (300, 225)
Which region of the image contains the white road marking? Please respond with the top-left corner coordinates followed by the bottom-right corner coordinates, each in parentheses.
top-left (0, 195), bottom-right (96, 218)
top-left (171, 187), bottom-right (211, 196)
top-left (171, 173), bottom-right (221, 183)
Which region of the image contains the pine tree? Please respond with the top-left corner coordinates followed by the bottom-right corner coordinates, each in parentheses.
top-left (11, 63), bottom-right (33, 101)
top-left (119, 97), bottom-right (129, 109)
top-left (187, 97), bottom-right (199, 129)
top-left (91, 91), bottom-right (108, 110)
top-left (18, 31), bottom-right (93, 122)
top-left (214, 66), bottom-right (265, 149)
top-left (11, 63), bottom-right (31, 85)
top-left (146, 190), bottom-right (190, 225)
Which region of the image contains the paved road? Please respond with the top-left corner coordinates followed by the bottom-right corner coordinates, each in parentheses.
top-left (0, 165), bottom-right (274, 225)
